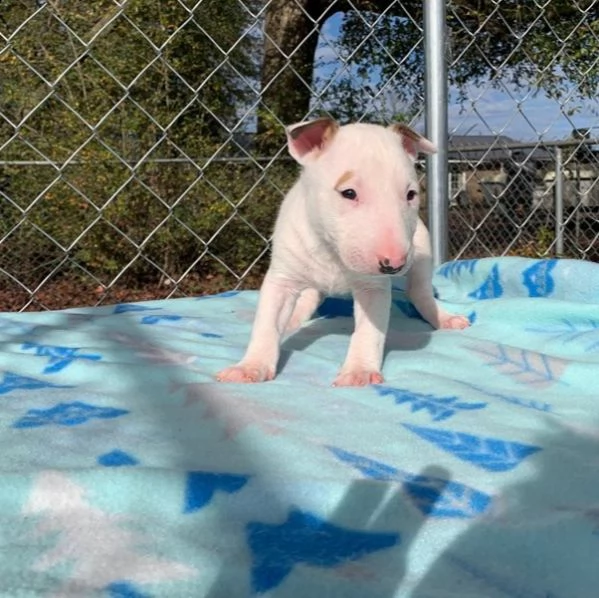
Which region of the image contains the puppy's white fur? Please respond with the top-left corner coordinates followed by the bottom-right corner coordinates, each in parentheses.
top-left (217, 119), bottom-right (470, 387)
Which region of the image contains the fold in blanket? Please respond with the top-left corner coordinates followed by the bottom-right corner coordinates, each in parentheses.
top-left (0, 256), bottom-right (598, 597)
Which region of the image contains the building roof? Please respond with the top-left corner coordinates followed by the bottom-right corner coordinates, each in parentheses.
top-left (448, 134), bottom-right (553, 164)
top-left (230, 131), bottom-right (557, 165)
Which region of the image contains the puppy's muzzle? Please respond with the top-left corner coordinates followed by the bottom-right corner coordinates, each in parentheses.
top-left (378, 258), bottom-right (404, 275)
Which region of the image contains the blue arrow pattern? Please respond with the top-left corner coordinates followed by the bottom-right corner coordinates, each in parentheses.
top-left (184, 472), bottom-right (250, 513)
top-left (21, 342), bottom-right (102, 374)
top-left (468, 263), bottom-right (503, 300)
top-left (522, 259), bottom-right (557, 297)
top-left (403, 424), bottom-right (541, 472)
top-left (0, 372), bottom-right (72, 395)
top-left (328, 446), bottom-right (492, 519)
top-left (106, 582), bottom-right (152, 598)
top-left (247, 509), bottom-right (399, 593)
top-left (374, 385), bottom-right (487, 421)
top-left (12, 401), bottom-right (129, 428)
top-left (0, 256), bottom-right (594, 597)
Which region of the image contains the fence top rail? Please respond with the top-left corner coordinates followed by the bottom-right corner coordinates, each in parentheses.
top-left (3, 138), bottom-right (596, 168)
top-left (450, 138), bottom-right (599, 153)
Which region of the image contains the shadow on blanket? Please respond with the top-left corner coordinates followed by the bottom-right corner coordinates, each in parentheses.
top-left (412, 419), bottom-right (599, 597)
top-left (279, 301), bottom-right (435, 375)
top-left (1, 256), bottom-right (598, 597)
top-left (0, 305), bottom-right (445, 597)
top-left (205, 466), bottom-right (450, 598)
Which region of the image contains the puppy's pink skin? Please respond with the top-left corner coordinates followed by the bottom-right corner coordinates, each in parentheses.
top-left (216, 119), bottom-right (470, 386)
top-left (333, 370), bottom-right (384, 388)
top-left (215, 364), bottom-right (275, 384)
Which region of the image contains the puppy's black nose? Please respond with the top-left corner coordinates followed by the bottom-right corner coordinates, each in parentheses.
top-left (378, 259), bottom-right (403, 275)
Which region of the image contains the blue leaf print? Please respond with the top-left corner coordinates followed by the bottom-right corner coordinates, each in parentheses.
top-left (247, 508), bottom-right (399, 593)
top-left (438, 259), bottom-right (478, 278)
top-left (317, 297), bottom-right (353, 318)
top-left (21, 342), bottom-right (102, 374)
top-left (403, 424), bottom-right (541, 472)
top-left (0, 372), bottom-right (72, 395)
top-left (98, 450), bottom-right (139, 467)
top-left (184, 472), bottom-right (250, 513)
top-left (393, 299), bottom-right (425, 321)
top-left (374, 386), bottom-right (487, 421)
top-left (522, 259), bottom-right (557, 297)
top-left (12, 401), bottom-right (129, 428)
top-left (329, 446), bottom-right (400, 479)
top-left (200, 332), bottom-right (223, 339)
top-left (468, 342), bottom-right (568, 386)
top-left (468, 263), bottom-right (503, 300)
top-left (402, 475), bottom-right (492, 519)
top-left (140, 314), bottom-right (183, 325)
top-left (526, 319), bottom-right (599, 353)
top-left (458, 381), bottom-right (552, 413)
top-left (328, 446), bottom-right (491, 518)
top-left (106, 582), bottom-right (152, 598)
top-left (196, 291), bottom-right (240, 300)
top-left (113, 304), bottom-right (156, 314)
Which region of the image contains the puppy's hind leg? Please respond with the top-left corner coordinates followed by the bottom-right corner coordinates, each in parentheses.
top-left (285, 287), bottom-right (322, 334)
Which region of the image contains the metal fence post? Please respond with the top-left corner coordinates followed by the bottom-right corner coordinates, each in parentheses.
top-left (424, 0), bottom-right (449, 267)
top-left (554, 147), bottom-right (564, 256)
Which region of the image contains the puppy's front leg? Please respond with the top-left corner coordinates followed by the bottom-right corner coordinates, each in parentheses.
top-left (407, 219), bottom-right (470, 330)
top-left (216, 273), bottom-right (300, 383)
top-left (333, 282), bottom-right (391, 387)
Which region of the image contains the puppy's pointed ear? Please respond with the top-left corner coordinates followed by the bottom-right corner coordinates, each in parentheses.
top-left (389, 123), bottom-right (437, 160)
top-left (286, 118), bottom-right (339, 164)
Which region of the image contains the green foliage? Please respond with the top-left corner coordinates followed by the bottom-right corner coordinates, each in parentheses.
top-left (1, 0), bottom-right (596, 295)
top-left (0, 0), bottom-right (283, 288)
top-left (535, 226), bottom-right (556, 257)
top-left (320, 1), bottom-right (599, 115)
top-left (315, 76), bottom-right (418, 124)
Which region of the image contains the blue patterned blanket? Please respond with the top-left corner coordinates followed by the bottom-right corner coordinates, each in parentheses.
top-left (1, 256), bottom-right (598, 597)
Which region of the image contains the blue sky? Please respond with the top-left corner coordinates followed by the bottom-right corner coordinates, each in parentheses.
top-left (314, 13), bottom-right (598, 141)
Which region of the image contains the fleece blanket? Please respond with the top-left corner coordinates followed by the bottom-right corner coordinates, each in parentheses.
top-left (0, 256), bottom-right (598, 598)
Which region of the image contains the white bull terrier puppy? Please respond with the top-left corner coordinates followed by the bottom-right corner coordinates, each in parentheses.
top-left (216, 118), bottom-right (470, 387)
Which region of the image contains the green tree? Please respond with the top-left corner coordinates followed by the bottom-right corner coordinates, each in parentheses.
top-left (258, 0), bottom-right (599, 143)
top-left (1, 0), bottom-right (285, 294)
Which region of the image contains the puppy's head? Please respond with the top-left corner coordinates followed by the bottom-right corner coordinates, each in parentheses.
top-left (286, 118), bottom-right (436, 276)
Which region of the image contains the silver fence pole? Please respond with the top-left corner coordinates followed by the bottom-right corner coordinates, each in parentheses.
top-left (554, 147), bottom-right (564, 255)
top-left (424, 0), bottom-right (449, 266)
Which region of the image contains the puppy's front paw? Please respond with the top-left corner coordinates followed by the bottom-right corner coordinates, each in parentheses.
top-left (333, 370), bottom-right (384, 387)
top-left (216, 363), bottom-right (275, 383)
top-left (438, 313), bottom-right (471, 330)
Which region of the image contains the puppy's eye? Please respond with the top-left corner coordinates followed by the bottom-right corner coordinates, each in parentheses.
top-left (340, 188), bottom-right (357, 200)
top-left (407, 189), bottom-right (417, 202)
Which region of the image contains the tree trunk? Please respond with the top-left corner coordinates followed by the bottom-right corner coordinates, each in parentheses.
top-left (257, 0), bottom-right (408, 151)
top-left (258, 0), bottom-right (327, 149)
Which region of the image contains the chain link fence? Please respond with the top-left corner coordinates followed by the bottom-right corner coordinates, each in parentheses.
top-left (445, 0), bottom-right (599, 264)
top-left (1, 0), bottom-right (598, 311)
